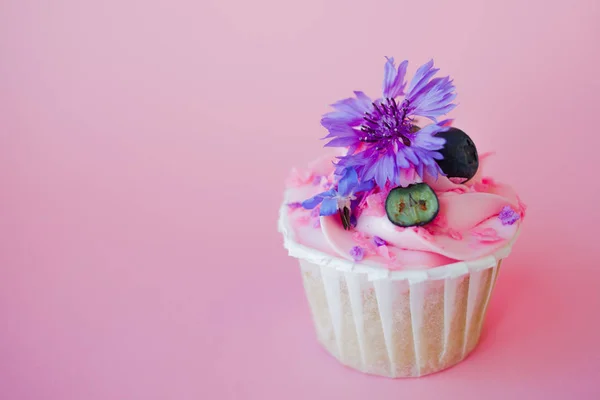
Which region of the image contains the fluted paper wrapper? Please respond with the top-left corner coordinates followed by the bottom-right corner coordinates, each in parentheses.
top-left (279, 200), bottom-right (516, 377)
top-left (298, 258), bottom-right (502, 378)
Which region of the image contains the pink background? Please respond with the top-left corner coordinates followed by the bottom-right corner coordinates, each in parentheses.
top-left (1, 0), bottom-right (600, 398)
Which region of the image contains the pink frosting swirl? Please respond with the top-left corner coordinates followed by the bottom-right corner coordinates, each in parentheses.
top-left (317, 153), bottom-right (523, 269)
top-left (284, 152), bottom-right (524, 271)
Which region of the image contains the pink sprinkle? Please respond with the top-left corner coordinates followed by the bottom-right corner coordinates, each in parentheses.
top-left (481, 177), bottom-right (496, 186)
top-left (285, 168), bottom-right (314, 188)
top-left (362, 192), bottom-right (386, 217)
top-left (447, 229), bottom-right (463, 240)
top-left (432, 214), bottom-right (448, 229)
top-left (366, 242), bottom-right (378, 255)
top-left (308, 207), bottom-right (321, 228)
top-left (310, 207), bottom-right (320, 218)
top-left (352, 231), bottom-right (369, 242)
top-left (517, 196), bottom-right (527, 218)
top-left (376, 245), bottom-right (396, 261)
top-left (473, 177), bottom-right (497, 192)
top-left (352, 232), bottom-right (377, 254)
top-left (398, 167), bottom-right (421, 187)
top-left (311, 174), bottom-right (334, 190)
top-left (320, 173), bottom-right (335, 190)
top-left (286, 202), bottom-right (303, 214)
top-left (471, 183), bottom-right (484, 192)
top-left (296, 215), bottom-right (311, 226)
top-left (471, 227), bottom-right (502, 242)
top-left (414, 227), bottom-right (433, 241)
top-left (479, 151), bottom-right (496, 159)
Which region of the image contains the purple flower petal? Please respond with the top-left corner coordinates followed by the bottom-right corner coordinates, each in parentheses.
top-left (349, 246), bottom-right (365, 261)
top-left (414, 159), bottom-right (424, 179)
top-left (319, 197), bottom-right (339, 216)
top-left (373, 236), bottom-right (387, 246)
top-left (302, 189), bottom-right (336, 209)
top-left (395, 150), bottom-right (411, 168)
top-left (324, 136), bottom-right (360, 148)
top-left (406, 60), bottom-right (439, 97)
top-left (321, 112), bottom-right (363, 129)
top-left (412, 124), bottom-right (447, 148)
top-left (408, 75), bottom-right (456, 122)
top-left (355, 179), bottom-right (375, 193)
top-left (287, 202), bottom-right (303, 210)
top-left (353, 91), bottom-right (373, 108)
top-left (401, 146), bottom-right (419, 164)
top-left (425, 161), bottom-right (442, 179)
top-left (338, 167), bottom-right (359, 197)
top-left (382, 57), bottom-right (408, 98)
top-left (310, 207), bottom-right (320, 218)
top-left (498, 206), bottom-right (520, 225)
top-left (375, 153), bottom-right (394, 188)
top-left (330, 95), bottom-right (370, 117)
top-left (321, 124), bottom-right (359, 139)
top-left (301, 196), bottom-right (323, 210)
top-left (311, 175), bottom-right (323, 185)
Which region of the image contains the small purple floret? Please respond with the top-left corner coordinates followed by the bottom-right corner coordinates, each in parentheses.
top-left (301, 167), bottom-right (374, 217)
top-left (373, 236), bottom-right (387, 247)
top-left (349, 246), bottom-right (365, 261)
top-left (310, 207), bottom-right (320, 218)
top-left (287, 202), bottom-right (303, 210)
top-left (498, 206), bottom-right (520, 225)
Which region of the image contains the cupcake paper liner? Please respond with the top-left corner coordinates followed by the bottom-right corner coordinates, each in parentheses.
top-left (299, 258), bottom-right (502, 377)
top-left (279, 202), bottom-right (516, 378)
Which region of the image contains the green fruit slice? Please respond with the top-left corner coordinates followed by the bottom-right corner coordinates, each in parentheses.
top-left (385, 183), bottom-right (439, 227)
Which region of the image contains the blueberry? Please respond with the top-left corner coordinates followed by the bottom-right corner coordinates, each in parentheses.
top-left (435, 127), bottom-right (479, 181)
top-left (385, 183), bottom-right (439, 227)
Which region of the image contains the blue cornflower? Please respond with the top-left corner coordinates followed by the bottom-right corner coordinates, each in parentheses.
top-left (302, 167), bottom-right (374, 228)
top-left (321, 58), bottom-right (456, 188)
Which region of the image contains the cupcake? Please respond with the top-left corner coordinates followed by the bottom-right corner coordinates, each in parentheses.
top-left (278, 58), bottom-right (525, 378)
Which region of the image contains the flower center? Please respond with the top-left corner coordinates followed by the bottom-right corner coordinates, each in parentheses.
top-left (359, 98), bottom-right (414, 150)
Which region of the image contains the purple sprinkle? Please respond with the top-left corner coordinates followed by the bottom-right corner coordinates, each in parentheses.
top-left (311, 175), bottom-right (323, 186)
top-left (349, 246), bottom-right (364, 261)
top-left (498, 205), bottom-right (520, 225)
top-left (287, 202), bottom-right (303, 210)
top-left (373, 236), bottom-right (387, 247)
top-left (312, 218), bottom-right (321, 229)
top-left (310, 207), bottom-right (320, 218)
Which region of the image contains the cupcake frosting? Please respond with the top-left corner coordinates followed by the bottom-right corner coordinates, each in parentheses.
top-left (279, 57), bottom-right (525, 272)
top-left (280, 151), bottom-right (524, 271)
